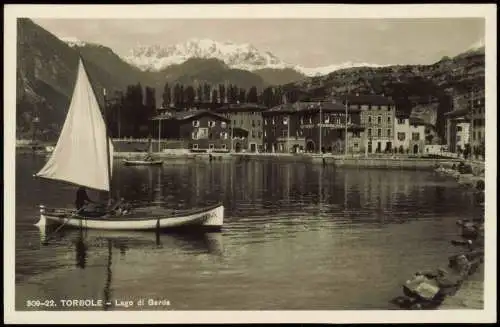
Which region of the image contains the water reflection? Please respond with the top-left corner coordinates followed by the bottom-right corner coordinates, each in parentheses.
top-left (16, 155), bottom-right (479, 310)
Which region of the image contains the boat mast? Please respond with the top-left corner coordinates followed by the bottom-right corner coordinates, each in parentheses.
top-left (345, 85), bottom-right (350, 156)
top-left (103, 87), bottom-right (113, 202)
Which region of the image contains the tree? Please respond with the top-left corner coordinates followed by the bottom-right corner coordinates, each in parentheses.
top-left (184, 85), bottom-right (196, 107)
top-left (203, 83), bottom-right (211, 102)
top-left (211, 89), bottom-right (219, 104)
top-left (247, 86), bottom-right (258, 103)
top-left (425, 134), bottom-right (434, 144)
top-left (145, 86), bottom-right (156, 117)
top-left (179, 85), bottom-right (185, 108)
top-left (261, 86), bottom-right (274, 108)
top-left (196, 84), bottom-right (203, 102)
top-left (228, 84), bottom-right (238, 103)
top-left (162, 82), bottom-right (170, 108)
top-left (238, 88), bottom-right (246, 103)
top-left (173, 84), bottom-right (181, 107)
top-left (218, 84), bottom-right (226, 103)
top-left (274, 87), bottom-right (283, 106)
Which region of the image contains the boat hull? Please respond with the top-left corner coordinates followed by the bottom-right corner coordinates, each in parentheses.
top-left (37, 204), bottom-right (224, 231)
top-left (123, 160), bottom-right (163, 166)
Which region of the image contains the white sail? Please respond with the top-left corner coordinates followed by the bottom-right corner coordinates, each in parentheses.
top-left (36, 58), bottom-right (114, 191)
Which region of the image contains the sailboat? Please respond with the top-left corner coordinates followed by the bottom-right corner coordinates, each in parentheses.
top-left (34, 58), bottom-right (224, 231)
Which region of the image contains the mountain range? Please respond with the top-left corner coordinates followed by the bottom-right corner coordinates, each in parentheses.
top-left (119, 38), bottom-right (388, 77)
top-left (16, 18), bottom-right (484, 142)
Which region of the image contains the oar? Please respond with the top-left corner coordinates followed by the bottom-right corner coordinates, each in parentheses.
top-left (42, 206), bottom-right (86, 245)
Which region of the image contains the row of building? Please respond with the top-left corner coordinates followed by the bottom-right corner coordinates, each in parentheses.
top-left (444, 88), bottom-right (485, 155)
top-left (150, 94), bottom-right (433, 155)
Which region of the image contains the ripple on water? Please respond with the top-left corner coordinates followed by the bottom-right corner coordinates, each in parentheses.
top-left (14, 158), bottom-right (480, 310)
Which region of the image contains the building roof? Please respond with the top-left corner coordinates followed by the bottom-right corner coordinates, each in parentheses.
top-left (330, 94), bottom-right (395, 105)
top-left (263, 101), bottom-right (359, 115)
top-left (444, 108), bottom-right (469, 118)
top-left (151, 109), bottom-right (229, 122)
top-left (395, 110), bottom-right (411, 119)
top-left (408, 117), bottom-right (428, 126)
top-left (215, 103), bottom-right (268, 113)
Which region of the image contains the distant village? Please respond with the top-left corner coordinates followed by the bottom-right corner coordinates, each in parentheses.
top-left (105, 86), bottom-right (485, 160)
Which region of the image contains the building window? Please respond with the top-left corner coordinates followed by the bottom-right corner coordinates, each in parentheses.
top-left (387, 129), bottom-right (391, 137)
top-left (397, 132), bottom-right (405, 141)
top-left (368, 128), bottom-right (372, 137)
top-left (353, 131), bottom-right (360, 138)
top-left (397, 118), bottom-right (405, 124)
top-left (283, 117), bottom-right (288, 125)
top-left (264, 119), bottom-right (268, 125)
top-left (368, 116), bottom-right (372, 124)
top-left (387, 116), bottom-right (391, 124)
top-left (272, 119), bottom-right (276, 125)
top-left (258, 131), bottom-right (262, 138)
top-left (221, 122), bottom-right (227, 129)
top-left (354, 143), bottom-right (359, 148)
top-left (192, 131), bottom-right (198, 140)
top-left (412, 132), bottom-right (420, 141)
top-left (456, 126), bottom-right (462, 132)
top-left (221, 144), bottom-right (227, 150)
top-left (324, 116), bottom-right (330, 124)
top-left (264, 131), bottom-right (267, 137)
top-left (281, 130), bottom-right (288, 138)
top-left (257, 120), bottom-right (261, 126)
top-left (208, 121), bottom-right (215, 128)
top-left (457, 135), bottom-right (461, 142)
top-left (300, 117), bottom-right (304, 124)
top-left (192, 143), bottom-right (198, 150)
top-left (377, 129), bottom-right (382, 137)
top-left (192, 120), bottom-right (200, 127)
top-left (221, 132), bottom-right (228, 139)
top-left (387, 106), bottom-right (391, 111)
top-left (252, 130), bottom-right (256, 138)
top-left (209, 144), bottom-right (215, 150)
top-left (377, 116), bottom-right (382, 124)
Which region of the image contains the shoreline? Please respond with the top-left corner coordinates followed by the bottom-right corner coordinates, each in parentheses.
top-left (113, 151), bottom-right (484, 170)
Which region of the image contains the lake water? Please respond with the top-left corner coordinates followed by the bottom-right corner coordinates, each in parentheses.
top-left (14, 154), bottom-right (482, 310)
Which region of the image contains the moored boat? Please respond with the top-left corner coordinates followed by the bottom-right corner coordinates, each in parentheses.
top-left (123, 159), bottom-right (163, 166)
top-left (36, 203), bottom-right (224, 231)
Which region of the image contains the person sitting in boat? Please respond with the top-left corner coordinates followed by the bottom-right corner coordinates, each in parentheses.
top-left (75, 187), bottom-right (94, 210)
top-left (75, 187), bottom-right (107, 217)
top-left (143, 154), bottom-right (153, 162)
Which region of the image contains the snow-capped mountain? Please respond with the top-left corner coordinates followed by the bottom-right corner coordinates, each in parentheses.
top-left (122, 38), bottom-right (290, 71)
top-left (59, 36), bottom-right (88, 48)
top-left (120, 38), bottom-right (386, 77)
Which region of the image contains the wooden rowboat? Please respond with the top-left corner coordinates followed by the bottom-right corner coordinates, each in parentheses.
top-left (36, 203), bottom-right (224, 231)
top-left (123, 159), bottom-right (163, 166)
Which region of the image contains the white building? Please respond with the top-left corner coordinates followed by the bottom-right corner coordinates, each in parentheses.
top-left (394, 113), bottom-right (426, 154)
top-left (455, 121), bottom-right (470, 152)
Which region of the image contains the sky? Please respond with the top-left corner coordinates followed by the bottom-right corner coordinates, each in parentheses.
top-left (33, 18), bottom-right (485, 68)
